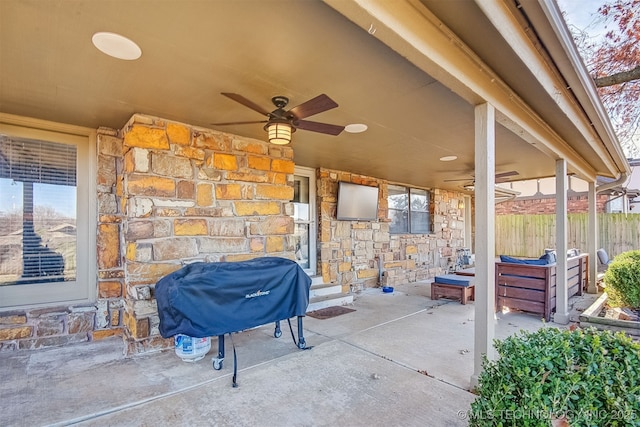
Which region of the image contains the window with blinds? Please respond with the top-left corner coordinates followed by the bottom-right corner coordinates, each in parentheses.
top-left (0, 135), bottom-right (77, 285)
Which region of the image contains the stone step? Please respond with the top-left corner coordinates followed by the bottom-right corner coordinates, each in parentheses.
top-left (309, 283), bottom-right (342, 298)
top-left (307, 292), bottom-right (354, 312)
top-left (308, 275), bottom-right (325, 286)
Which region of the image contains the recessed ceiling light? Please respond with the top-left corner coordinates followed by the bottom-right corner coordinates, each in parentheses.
top-left (92, 32), bottom-right (142, 60)
top-left (344, 123), bottom-right (368, 133)
top-left (439, 155), bottom-right (457, 161)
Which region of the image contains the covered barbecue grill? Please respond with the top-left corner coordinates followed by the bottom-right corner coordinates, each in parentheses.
top-left (156, 257), bottom-right (312, 384)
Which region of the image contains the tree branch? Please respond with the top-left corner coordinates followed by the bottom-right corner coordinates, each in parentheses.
top-left (594, 65), bottom-right (640, 87)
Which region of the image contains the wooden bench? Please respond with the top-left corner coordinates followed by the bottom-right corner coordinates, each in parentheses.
top-left (495, 253), bottom-right (588, 321)
top-left (431, 274), bottom-right (475, 305)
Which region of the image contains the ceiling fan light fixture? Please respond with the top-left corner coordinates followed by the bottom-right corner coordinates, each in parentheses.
top-left (266, 121), bottom-right (293, 145)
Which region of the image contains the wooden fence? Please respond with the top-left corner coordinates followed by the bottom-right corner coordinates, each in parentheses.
top-left (495, 213), bottom-right (640, 259)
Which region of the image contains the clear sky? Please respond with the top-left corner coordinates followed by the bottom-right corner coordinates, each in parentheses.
top-left (556, 0), bottom-right (608, 38)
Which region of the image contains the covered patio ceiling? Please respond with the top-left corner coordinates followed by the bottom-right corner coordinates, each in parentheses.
top-left (0, 0), bottom-right (628, 191)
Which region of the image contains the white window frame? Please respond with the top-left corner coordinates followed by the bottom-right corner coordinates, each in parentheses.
top-left (293, 166), bottom-right (317, 275)
top-left (0, 114), bottom-right (96, 310)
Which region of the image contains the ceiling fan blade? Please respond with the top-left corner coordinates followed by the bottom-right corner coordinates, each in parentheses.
top-left (211, 120), bottom-right (268, 126)
top-left (445, 170), bottom-right (518, 183)
top-left (296, 120), bottom-right (344, 136)
top-left (495, 171), bottom-right (519, 183)
top-left (288, 94), bottom-right (338, 119)
top-left (495, 177), bottom-right (513, 183)
top-left (495, 170), bottom-right (519, 179)
top-left (444, 178), bottom-right (473, 182)
top-left (220, 93), bottom-right (271, 116)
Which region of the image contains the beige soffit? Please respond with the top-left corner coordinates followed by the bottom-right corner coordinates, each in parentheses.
top-left (535, 0), bottom-right (629, 176)
top-left (474, 0), bottom-right (621, 177)
top-left (323, 0), bottom-right (609, 182)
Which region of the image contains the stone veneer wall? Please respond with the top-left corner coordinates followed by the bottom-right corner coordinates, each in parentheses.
top-left (0, 305), bottom-right (97, 351)
top-left (0, 114), bottom-right (297, 354)
top-left (0, 114), bottom-right (469, 353)
top-left (119, 115), bottom-right (296, 354)
top-left (317, 168), bottom-right (467, 291)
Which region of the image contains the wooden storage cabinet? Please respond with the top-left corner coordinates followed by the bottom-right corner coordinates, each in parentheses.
top-left (495, 254), bottom-right (588, 321)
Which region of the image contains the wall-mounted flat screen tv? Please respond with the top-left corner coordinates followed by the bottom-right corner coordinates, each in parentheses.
top-left (336, 182), bottom-right (379, 221)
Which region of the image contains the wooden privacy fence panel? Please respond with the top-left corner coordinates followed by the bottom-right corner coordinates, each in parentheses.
top-left (495, 214), bottom-right (556, 257)
top-left (495, 213), bottom-right (640, 259)
top-left (602, 214), bottom-right (640, 257)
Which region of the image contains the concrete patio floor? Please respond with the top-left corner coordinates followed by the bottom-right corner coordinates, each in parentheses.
top-left (0, 281), bottom-right (598, 427)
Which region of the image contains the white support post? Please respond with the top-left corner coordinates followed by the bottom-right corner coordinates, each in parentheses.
top-left (555, 159), bottom-right (570, 324)
top-left (588, 181), bottom-right (598, 293)
top-left (471, 103), bottom-right (496, 389)
top-left (464, 195), bottom-right (473, 251)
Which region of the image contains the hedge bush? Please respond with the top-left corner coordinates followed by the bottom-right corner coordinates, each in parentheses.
top-left (470, 327), bottom-right (640, 427)
top-left (604, 249), bottom-right (640, 308)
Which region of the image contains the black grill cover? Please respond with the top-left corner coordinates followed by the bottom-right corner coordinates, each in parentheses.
top-left (156, 257), bottom-right (311, 338)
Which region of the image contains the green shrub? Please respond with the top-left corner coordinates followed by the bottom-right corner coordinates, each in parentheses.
top-left (470, 327), bottom-right (640, 427)
top-left (604, 249), bottom-right (640, 308)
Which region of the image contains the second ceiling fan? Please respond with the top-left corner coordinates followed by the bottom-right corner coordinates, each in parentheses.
top-left (444, 170), bottom-right (519, 184)
top-left (213, 93), bottom-right (344, 144)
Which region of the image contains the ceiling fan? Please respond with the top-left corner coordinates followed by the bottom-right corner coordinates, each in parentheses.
top-left (444, 170), bottom-right (519, 185)
top-left (212, 93), bottom-right (344, 145)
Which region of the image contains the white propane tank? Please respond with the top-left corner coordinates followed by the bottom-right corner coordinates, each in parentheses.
top-left (174, 334), bottom-right (211, 362)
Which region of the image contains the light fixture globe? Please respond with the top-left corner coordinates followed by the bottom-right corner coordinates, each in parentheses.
top-left (265, 120), bottom-right (294, 145)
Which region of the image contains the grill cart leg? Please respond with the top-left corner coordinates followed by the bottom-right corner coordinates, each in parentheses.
top-left (212, 335), bottom-right (224, 370)
top-left (297, 316), bottom-right (306, 349)
top-left (274, 321), bottom-right (282, 338)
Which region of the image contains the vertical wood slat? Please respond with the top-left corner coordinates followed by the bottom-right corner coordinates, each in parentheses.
top-left (496, 214), bottom-right (640, 259)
